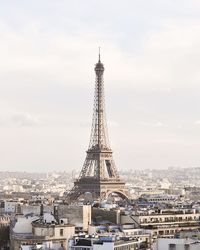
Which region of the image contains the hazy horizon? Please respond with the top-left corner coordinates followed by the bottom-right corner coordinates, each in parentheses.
top-left (1, 1), bottom-right (200, 172)
top-left (0, 165), bottom-right (197, 174)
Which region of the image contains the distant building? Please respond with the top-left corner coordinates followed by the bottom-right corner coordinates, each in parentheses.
top-left (144, 194), bottom-right (178, 204)
top-left (5, 201), bottom-right (22, 213)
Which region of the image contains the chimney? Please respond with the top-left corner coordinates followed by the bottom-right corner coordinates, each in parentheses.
top-left (54, 205), bottom-right (59, 223)
top-left (40, 203), bottom-right (44, 217)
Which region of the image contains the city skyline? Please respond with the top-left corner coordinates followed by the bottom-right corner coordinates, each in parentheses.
top-left (1, 0), bottom-right (200, 172)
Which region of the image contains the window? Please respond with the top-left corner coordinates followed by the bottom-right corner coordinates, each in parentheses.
top-left (60, 229), bottom-right (63, 236)
top-left (184, 245), bottom-right (189, 250)
top-left (169, 243), bottom-right (176, 250)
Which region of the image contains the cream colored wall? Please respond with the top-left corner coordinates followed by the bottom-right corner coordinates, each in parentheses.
top-left (83, 205), bottom-right (91, 231)
top-left (34, 226), bottom-right (54, 237)
top-left (54, 226), bottom-right (75, 239)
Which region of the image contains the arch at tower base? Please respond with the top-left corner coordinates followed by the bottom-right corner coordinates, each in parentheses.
top-left (66, 177), bottom-right (129, 202)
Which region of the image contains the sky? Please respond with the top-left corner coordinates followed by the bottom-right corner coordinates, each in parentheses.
top-left (1, 0), bottom-right (200, 172)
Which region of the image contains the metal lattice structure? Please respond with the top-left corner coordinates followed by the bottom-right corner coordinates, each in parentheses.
top-left (67, 52), bottom-right (128, 201)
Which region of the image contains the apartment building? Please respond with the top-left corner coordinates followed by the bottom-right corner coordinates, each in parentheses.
top-left (121, 208), bottom-right (200, 238)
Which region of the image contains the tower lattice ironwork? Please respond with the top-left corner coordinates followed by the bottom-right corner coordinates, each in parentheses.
top-left (67, 52), bottom-right (128, 201)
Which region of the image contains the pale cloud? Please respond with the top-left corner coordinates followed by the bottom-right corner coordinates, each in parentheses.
top-left (0, 113), bottom-right (40, 127)
top-left (140, 121), bottom-right (164, 128)
top-left (151, 87), bottom-right (172, 93)
top-left (108, 121), bottom-right (120, 128)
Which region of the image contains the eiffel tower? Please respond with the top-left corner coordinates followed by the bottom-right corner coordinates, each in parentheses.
top-left (67, 51), bottom-right (128, 201)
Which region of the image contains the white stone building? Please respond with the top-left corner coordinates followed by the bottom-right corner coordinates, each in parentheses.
top-left (153, 238), bottom-right (200, 250)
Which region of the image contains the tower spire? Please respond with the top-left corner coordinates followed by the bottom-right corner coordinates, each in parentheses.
top-left (98, 47), bottom-right (101, 62)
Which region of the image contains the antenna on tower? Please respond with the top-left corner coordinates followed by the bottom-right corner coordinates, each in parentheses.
top-left (98, 47), bottom-right (101, 62)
